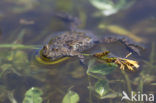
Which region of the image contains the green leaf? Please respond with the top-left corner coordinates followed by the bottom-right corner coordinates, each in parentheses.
top-left (94, 80), bottom-right (109, 97)
top-left (23, 87), bottom-right (43, 103)
top-left (62, 90), bottom-right (80, 103)
top-left (87, 60), bottom-right (117, 76)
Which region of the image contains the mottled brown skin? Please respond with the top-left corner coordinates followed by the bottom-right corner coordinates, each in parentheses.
top-left (42, 31), bottom-right (98, 61)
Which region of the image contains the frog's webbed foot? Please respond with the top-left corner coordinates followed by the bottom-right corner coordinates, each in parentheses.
top-left (54, 12), bottom-right (80, 31)
top-left (102, 37), bottom-right (144, 56)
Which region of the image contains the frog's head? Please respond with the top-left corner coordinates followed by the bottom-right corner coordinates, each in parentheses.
top-left (41, 44), bottom-right (62, 61)
top-left (36, 44), bottom-right (69, 64)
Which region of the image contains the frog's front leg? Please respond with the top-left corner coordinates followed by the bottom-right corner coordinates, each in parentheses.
top-left (68, 50), bottom-right (85, 63)
top-left (102, 37), bottom-right (144, 55)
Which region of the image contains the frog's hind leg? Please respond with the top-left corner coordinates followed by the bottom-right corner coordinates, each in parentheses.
top-left (102, 37), bottom-right (144, 56)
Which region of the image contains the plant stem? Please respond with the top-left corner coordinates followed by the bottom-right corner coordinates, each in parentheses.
top-left (88, 77), bottom-right (93, 103)
top-left (150, 42), bottom-right (155, 64)
top-left (121, 70), bottom-right (132, 95)
top-left (0, 44), bottom-right (41, 49)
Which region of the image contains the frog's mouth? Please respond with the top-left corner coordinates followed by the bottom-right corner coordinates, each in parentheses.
top-left (35, 49), bottom-right (70, 65)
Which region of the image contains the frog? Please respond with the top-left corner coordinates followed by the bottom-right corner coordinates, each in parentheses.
top-left (40, 13), bottom-right (143, 64)
top-left (41, 30), bottom-right (98, 62)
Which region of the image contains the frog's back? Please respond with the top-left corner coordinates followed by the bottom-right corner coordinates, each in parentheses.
top-left (48, 31), bottom-right (98, 52)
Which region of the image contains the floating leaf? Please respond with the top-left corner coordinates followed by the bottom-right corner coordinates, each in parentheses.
top-left (62, 90), bottom-right (80, 103)
top-left (94, 80), bottom-right (109, 97)
top-left (87, 60), bottom-right (117, 76)
top-left (23, 87), bottom-right (43, 103)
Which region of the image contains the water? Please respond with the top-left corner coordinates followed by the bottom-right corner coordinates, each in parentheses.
top-left (0, 0), bottom-right (155, 103)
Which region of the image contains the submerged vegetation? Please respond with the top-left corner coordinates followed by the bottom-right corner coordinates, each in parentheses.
top-left (89, 0), bottom-right (136, 16)
top-left (0, 0), bottom-right (155, 103)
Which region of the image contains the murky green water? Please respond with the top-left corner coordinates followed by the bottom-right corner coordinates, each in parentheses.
top-left (0, 0), bottom-right (155, 103)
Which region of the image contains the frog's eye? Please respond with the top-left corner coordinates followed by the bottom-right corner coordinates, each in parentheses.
top-left (43, 45), bottom-right (49, 50)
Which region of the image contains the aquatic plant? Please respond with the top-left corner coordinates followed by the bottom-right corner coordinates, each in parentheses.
top-left (143, 42), bottom-right (156, 73)
top-left (23, 87), bottom-right (43, 103)
top-left (0, 44), bottom-right (40, 49)
top-left (98, 24), bottom-right (145, 43)
top-left (93, 51), bottom-right (139, 71)
top-left (62, 90), bottom-right (80, 103)
top-left (89, 0), bottom-right (136, 16)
